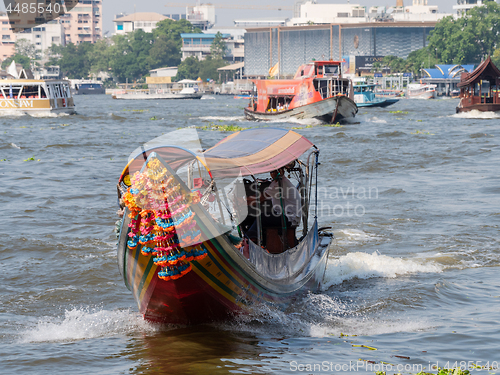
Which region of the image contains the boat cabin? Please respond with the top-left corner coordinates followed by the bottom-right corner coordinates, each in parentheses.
top-left (250, 60), bottom-right (353, 113)
top-left (457, 57), bottom-right (500, 110)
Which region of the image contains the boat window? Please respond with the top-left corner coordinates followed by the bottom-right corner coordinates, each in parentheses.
top-left (19, 85), bottom-right (41, 98)
top-left (0, 85), bottom-right (22, 99)
top-left (324, 65), bottom-right (339, 75)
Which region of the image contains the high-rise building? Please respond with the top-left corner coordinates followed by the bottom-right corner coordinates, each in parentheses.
top-left (59, 0), bottom-right (102, 45)
top-left (0, 12), bottom-right (16, 61)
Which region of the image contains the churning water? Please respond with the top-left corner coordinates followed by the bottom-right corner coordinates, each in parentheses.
top-left (1, 95), bottom-right (499, 374)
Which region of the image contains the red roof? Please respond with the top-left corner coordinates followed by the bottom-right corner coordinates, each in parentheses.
top-left (458, 56), bottom-right (500, 87)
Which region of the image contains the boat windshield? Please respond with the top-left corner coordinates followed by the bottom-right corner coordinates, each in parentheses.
top-left (323, 65), bottom-right (339, 75)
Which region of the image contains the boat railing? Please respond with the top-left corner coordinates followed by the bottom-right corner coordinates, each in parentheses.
top-left (246, 221), bottom-right (320, 282)
top-left (317, 78), bottom-right (350, 99)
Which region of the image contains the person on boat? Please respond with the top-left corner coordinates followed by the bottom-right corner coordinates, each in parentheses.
top-left (245, 167), bottom-right (301, 244)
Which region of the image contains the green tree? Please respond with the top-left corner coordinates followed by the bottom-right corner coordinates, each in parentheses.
top-left (1, 54), bottom-right (31, 70)
top-left (492, 48), bottom-right (500, 68)
top-left (210, 32), bottom-right (227, 60)
top-left (371, 62), bottom-right (382, 73)
top-left (148, 34), bottom-right (181, 68)
top-left (175, 56), bottom-right (200, 80)
top-left (428, 1), bottom-right (500, 64)
top-left (198, 56), bottom-right (227, 82)
top-left (14, 38), bottom-right (39, 60)
top-left (109, 29), bottom-right (154, 82)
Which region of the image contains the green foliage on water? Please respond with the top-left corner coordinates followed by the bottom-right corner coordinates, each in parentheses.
top-left (411, 130), bottom-right (435, 135)
top-left (122, 109), bottom-right (149, 113)
top-left (150, 116), bottom-right (158, 121)
top-left (376, 367), bottom-right (471, 375)
top-left (197, 123), bottom-right (247, 132)
top-left (389, 110), bottom-right (408, 114)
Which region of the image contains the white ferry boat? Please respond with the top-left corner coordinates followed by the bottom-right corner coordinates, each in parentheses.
top-left (112, 79), bottom-right (203, 100)
top-left (406, 83), bottom-right (437, 99)
top-left (0, 79), bottom-right (76, 115)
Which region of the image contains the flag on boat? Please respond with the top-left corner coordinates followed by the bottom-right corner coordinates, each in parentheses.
top-left (268, 62), bottom-right (279, 77)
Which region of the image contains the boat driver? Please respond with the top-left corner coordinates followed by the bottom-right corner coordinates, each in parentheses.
top-left (245, 167), bottom-right (302, 243)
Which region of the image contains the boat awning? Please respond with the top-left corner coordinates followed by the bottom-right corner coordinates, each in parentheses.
top-left (458, 57), bottom-right (500, 87)
top-left (202, 128), bottom-right (314, 178)
top-left (217, 62), bottom-right (244, 71)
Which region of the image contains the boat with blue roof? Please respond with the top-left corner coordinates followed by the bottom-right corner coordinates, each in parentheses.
top-left (353, 83), bottom-right (399, 108)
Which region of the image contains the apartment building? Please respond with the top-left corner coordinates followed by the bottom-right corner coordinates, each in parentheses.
top-left (113, 12), bottom-right (170, 35)
top-left (0, 12), bottom-right (15, 61)
top-left (16, 21), bottom-right (65, 55)
top-left (59, 0), bottom-right (102, 45)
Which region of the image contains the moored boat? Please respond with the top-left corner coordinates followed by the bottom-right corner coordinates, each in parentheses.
top-left (406, 83), bottom-right (437, 99)
top-left (456, 56), bottom-right (500, 114)
top-left (112, 79), bottom-right (203, 100)
top-left (74, 81), bottom-right (105, 95)
top-left (116, 128), bottom-right (333, 324)
top-left (244, 61), bottom-right (357, 123)
top-left (354, 83), bottom-right (399, 108)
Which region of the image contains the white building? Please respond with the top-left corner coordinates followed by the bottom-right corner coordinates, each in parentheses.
top-left (16, 21), bottom-right (65, 56)
top-left (113, 12), bottom-right (170, 35)
top-left (453, 0), bottom-right (493, 16)
top-left (287, 0), bottom-right (450, 26)
top-left (185, 4), bottom-right (216, 30)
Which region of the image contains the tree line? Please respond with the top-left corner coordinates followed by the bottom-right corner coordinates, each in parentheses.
top-left (2, 19), bottom-right (228, 84)
top-left (375, 1), bottom-right (500, 75)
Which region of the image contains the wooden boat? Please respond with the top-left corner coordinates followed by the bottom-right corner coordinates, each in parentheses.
top-left (406, 83), bottom-right (437, 99)
top-left (456, 56), bottom-right (500, 114)
top-left (244, 61), bottom-right (357, 123)
top-left (116, 128), bottom-right (333, 324)
top-left (112, 80), bottom-right (203, 100)
top-left (354, 83), bottom-right (399, 108)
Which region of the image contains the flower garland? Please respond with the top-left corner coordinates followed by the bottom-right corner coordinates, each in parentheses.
top-left (122, 157), bottom-right (206, 281)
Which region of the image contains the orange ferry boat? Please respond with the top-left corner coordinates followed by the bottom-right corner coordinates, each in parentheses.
top-left (244, 61), bottom-right (357, 123)
top-left (456, 56), bottom-right (500, 114)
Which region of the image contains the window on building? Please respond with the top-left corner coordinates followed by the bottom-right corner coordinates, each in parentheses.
top-left (52, 36), bottom-right (60, 42)
top-left (117, 23), bottom-right (123, 31)
top-left (2, 35), bottom-right (10, 40)
top-left (338, 12), bottom-right (349, 17)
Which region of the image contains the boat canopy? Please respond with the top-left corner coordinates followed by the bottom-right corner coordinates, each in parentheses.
top-left (458, 57), bottom-right (500, 87)
top-left (202, 128), bottom-right (314, 178)
top-left (119, 128), bottom-right (314, 185)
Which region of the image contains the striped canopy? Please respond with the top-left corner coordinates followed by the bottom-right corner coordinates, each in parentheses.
top-left (202, 128), bottom-right (314, 178)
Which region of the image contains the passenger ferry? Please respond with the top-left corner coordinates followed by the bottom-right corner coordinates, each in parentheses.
top-left (0, 79), bottom-right (75, 115)
top-left (244, 61), bottom-right (357, 123)
top-left (406, 83), bottom-right (437, 99)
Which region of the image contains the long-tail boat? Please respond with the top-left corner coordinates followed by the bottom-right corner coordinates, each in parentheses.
top-left (116, 128), bottom-right (334, 324)
top-left (244, 61), bottom-right (357, 123)
top-left (456, 56), bottom-right (500, 114)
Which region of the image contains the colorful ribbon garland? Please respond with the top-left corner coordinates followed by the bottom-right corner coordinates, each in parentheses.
top-left (123, 157), bottom-right (206, 281)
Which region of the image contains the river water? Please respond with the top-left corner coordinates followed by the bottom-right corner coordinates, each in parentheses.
top-left (1, 95), bottom-right (499, 375)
